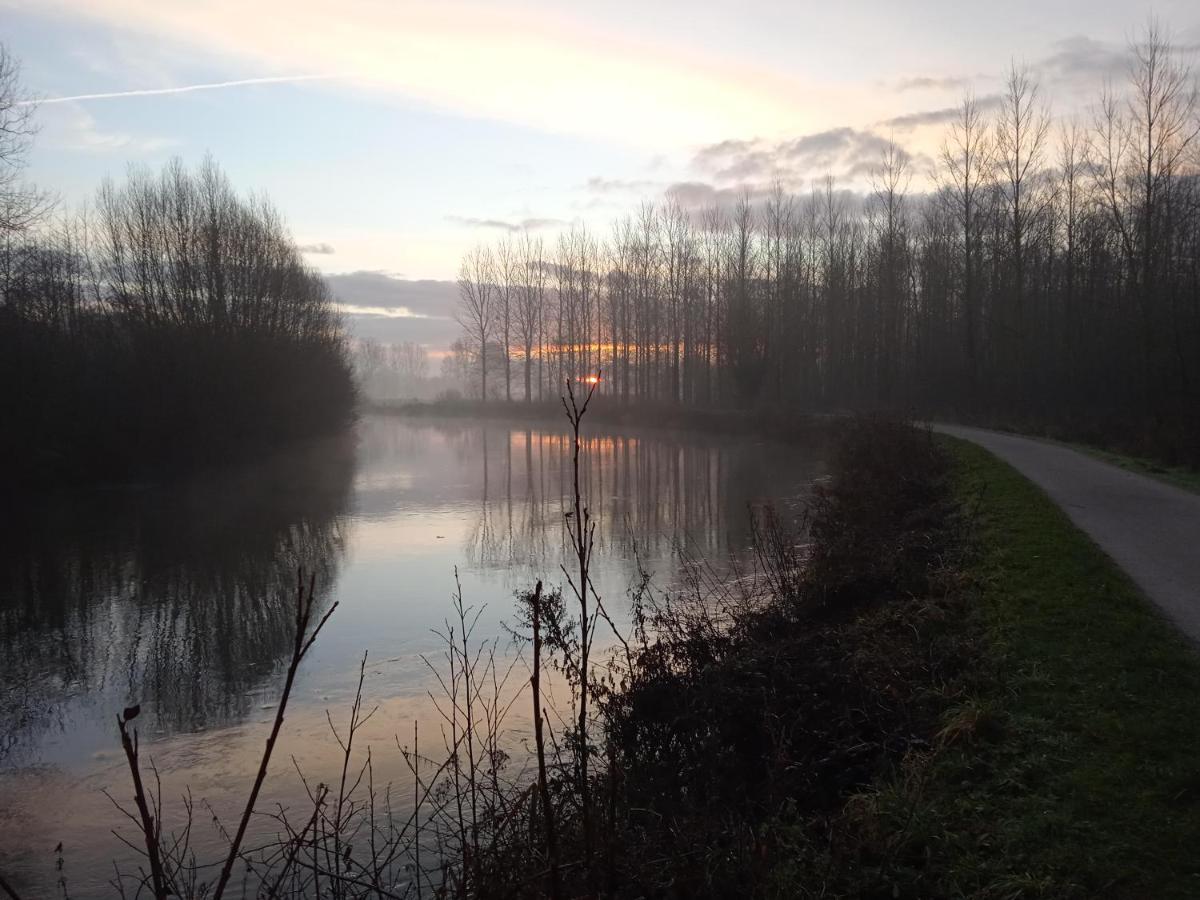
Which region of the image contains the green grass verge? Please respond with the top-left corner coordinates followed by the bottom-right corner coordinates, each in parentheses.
top-left (887, 437), bottom-right (1200, 897)
top-left (948, 414), bottom-right (1200, 494)
top-left (1066, 442), bottom-right (1200, 495)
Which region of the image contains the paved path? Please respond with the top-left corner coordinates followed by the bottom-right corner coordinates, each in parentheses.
top-left (934, 424), bottom-right (1200, 643)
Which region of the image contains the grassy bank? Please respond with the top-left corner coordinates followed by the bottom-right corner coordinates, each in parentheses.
top-left (447, 420), bottom-right (1200, 897)
top-left (870, 437), bottom-right (1200, 898)
top-left (590, 424), bottom-right (1200, 897)
top-left (954, 408), bottom-right (1200, 484)
top-left (1065, 442), bottom-right (1200, 494)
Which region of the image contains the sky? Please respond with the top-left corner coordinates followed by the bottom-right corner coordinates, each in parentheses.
top-left (3, 0), bottom-right (1199, 350)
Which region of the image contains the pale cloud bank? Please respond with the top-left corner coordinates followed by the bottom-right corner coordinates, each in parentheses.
top-left (30, 0), bottom-right (862, 147)
top-left (445, 215), bottom-right (567, 232)
top-left (46, 104), bottom-right (178, 153)
top-left (335, 303), bottom-right (441, 320)
top-left (326, 271), bottom-right (459, 348)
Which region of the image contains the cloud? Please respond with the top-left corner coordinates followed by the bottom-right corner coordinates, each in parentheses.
top-left (325, 271), bottom-right (460, 349)
top-left (662, 179), bottom-right (869, 218)
top-left (878, 94), bottom-right (1001, 130)
top-left (693, 138), bottom-right (758, 169)
top-left (692, 127), bottom-right (902, 186)
top-left (784, 127), bottom-right (891, 162)
top-left (893, 75), bottom-right (970, 92)
top-left (298, 242), bottom-right (335, 254)
top-left (1035, 32), bottom-right (1199, 98)
top-left (49, 105), bottom-right (178, 153)
top-left (324, 271), bottom-right (457, 318)
top-left (23, 74), bottom-right (343, 106)
top-left (584, 176), bottom-right (659, 194)
top-left (335, 303), bottom-right (434, 319)
top-left (31, 0), bottom-right (857, 147)
top-left (1040, 35), bottom-right (1129, 82)
top-left (340, 309), bottom-right (461, 347)
top-left (664, 181), bottom-right (728, 209)
top-left (445, 215), bottom-right (567, 232)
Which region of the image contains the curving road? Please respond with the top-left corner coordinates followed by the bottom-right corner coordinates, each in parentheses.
top-left (934, 424), bottom-right (1200, 644)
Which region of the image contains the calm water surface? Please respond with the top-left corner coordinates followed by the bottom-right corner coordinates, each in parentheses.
top-left (0, 414), bottom-right (826, 895)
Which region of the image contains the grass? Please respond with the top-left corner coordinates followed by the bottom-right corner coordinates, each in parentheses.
top-left (957, 411), bottom-right (1200, 494)
top-left (1065, 441), bottom-right (1200, 494)
top-left (879, 436), bottom-right (1200, 897)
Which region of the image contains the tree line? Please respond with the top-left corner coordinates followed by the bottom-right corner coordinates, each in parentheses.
top-left (0, 47), bottom-right (355, 481)
top-left (456, 22), bottom-right (1200, 463)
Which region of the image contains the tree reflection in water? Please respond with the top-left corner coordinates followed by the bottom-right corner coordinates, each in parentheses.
top-left (0, 435), bottom-right (355, 765)
top-left (453, 423), bottom-right (819, 594)
top-left (0, 415), bottom-right (825, 898)
top-left (0, 418), bottom-right (819, 767)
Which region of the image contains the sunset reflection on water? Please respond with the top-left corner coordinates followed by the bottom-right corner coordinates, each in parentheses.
top-left (0, 414), bottom-right (824, 896)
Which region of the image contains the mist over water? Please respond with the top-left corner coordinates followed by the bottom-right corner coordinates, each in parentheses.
top-left (0, 414), bottom-right (825, 897)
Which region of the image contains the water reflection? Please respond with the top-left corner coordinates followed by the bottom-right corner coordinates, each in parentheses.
top-left (350, 416), bottom-right (821, 596)
top-left (0, 415), bottom-right (824, 897)
top-left (0, 418), bottom-right (816, 770)
top-left (0, 436), bottom-right (355, 765)
top-left (464, 427), bottom-right (809, 580)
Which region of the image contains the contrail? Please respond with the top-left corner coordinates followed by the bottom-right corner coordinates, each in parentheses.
top-left (22, 74), bottom-right (344, 106)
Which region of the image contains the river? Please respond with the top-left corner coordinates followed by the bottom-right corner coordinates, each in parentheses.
top-left (0, 413), bottom-right (826, 896)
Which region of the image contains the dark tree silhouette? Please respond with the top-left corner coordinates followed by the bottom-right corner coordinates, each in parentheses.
top-left (451, 21), bottom-right (1200, 464)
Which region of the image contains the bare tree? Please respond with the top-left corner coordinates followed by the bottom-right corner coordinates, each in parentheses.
top-left (393, 340), bottom-right (430, 381)
top-left (661, 199), bottom-right (693, 403)
top-left (724, 191), bottom-right (760, 402)
top-left (698, 205), bottom-right (725, 404)
top-left (994, 62), bottom-right (1052, 391)
top-left (456, 245), bottom-right (497, 400)
top-left (0, 44), bottom-right (48, 233)
top-left (870, 138), bottom-right (912, 403)
top-left (1056, 116), bottom-right (1088, 381)
top-left (97, 156), bottom-right (337, 341)
top-left (516, 232), bottom-right (546, 403)
top-left (939, 92), bottom-right (994, 398)
top-left (1092, 19), bottom-right (1199, 396)
top-left (442, 20), bottom-right (1200, 462)
top-left (496, 235), bottom-right (518, 401)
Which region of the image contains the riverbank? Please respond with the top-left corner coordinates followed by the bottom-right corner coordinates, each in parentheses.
top-left (887, 437), bottom-right (1200, 897)
top-left (488, 419), bottom-right (1200, 897)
